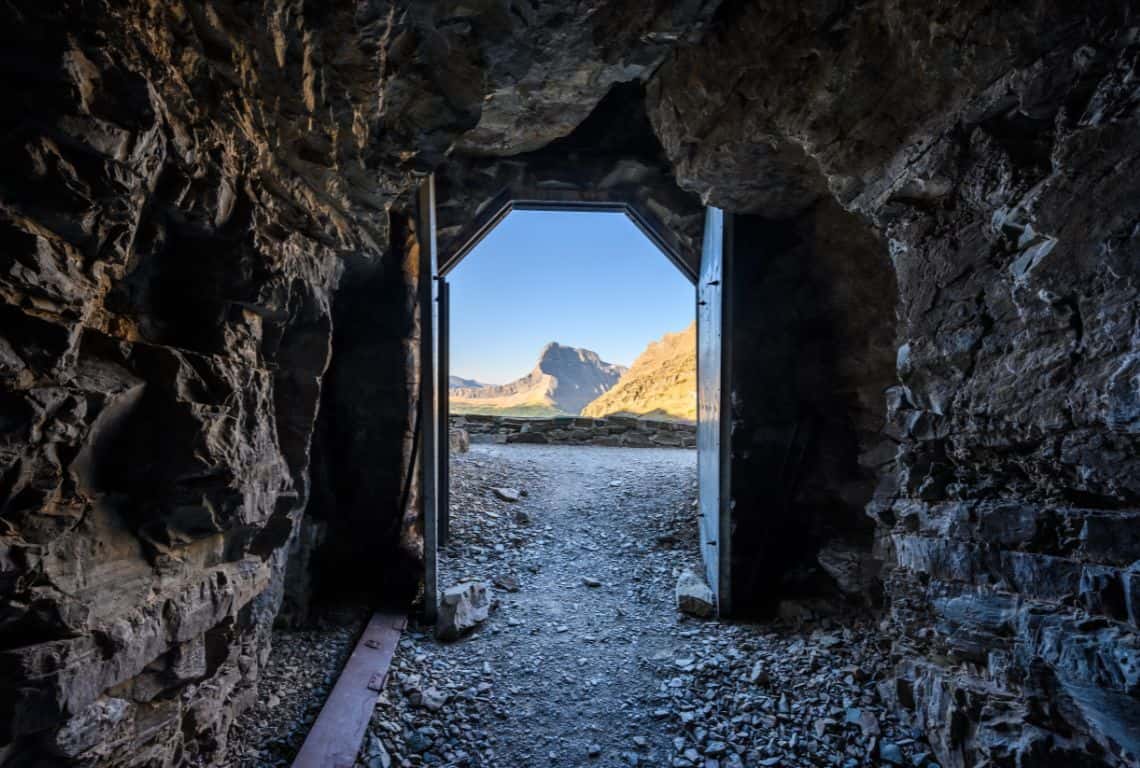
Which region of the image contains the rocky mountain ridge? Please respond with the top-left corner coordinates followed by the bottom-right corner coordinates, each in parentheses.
top-left (450, 342), bottom-right (625, 416)
top-left (583, 322), bottom-right (696, 422)
top-left (448, 375), bottom-right (486, 389)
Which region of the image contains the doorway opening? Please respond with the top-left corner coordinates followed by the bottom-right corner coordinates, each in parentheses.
top-left (441, 205), bottom-right (700, 597)
top-left (416, 179), bottom-right (732, 627)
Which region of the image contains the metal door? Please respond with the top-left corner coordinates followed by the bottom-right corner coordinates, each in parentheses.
top-left (417, 176), bottom-right (440, 621)
top-left (697, 207), bottom-right (732, 615)
top-left (437, 277), bottom-right (450, 545)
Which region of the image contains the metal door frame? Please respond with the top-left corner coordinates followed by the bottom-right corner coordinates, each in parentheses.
top-left (416, 177), bottom-right (440, 622)
top-left (416, 181), bottom-right (731, 617)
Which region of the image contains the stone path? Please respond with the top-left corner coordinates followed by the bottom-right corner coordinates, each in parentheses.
top-left (355, 444), bottom-right (936, 768)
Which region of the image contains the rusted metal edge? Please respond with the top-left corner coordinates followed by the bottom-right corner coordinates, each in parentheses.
top-left (291, 611), bottom-right (408, 768)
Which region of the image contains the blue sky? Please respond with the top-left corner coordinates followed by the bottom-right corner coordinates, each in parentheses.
top-left (448, 210), bottom-right (694, 385)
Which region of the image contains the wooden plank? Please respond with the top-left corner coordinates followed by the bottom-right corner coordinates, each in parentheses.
top-left (291, 611), bottom-right (407, 768)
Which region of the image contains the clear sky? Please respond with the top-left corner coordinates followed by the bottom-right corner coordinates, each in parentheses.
top-left (449, 210), bottom-right (694, 385)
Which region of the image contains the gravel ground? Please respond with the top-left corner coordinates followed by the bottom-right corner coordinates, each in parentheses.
top-left (222, 608), bottom-right (366, 767)
top-left (355, 443), bottom-right (938, 768)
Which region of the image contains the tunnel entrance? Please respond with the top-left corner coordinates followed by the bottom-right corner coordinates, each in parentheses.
top-left (415, 177), bottom-right (732, 622)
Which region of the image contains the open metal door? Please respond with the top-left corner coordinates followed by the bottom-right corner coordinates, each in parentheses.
top-left (417, 176), bottom-right (440, 622)
top-left (697, 207), bottom-right (732, 615)
top-left (437, 277), bottom-right (450, 545)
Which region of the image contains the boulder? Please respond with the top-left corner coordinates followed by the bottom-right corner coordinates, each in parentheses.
top-left (449, 428), bottom-right (471, 453)
top-left (436, 582), bottom-right (491, 641)
top-left (676, 570), bottom-right (716, 618)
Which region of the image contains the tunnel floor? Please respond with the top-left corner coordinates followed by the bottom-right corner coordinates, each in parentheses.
top-left (349, 443), bottom-right (933, 768)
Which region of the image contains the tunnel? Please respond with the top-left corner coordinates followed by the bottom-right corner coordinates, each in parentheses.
top-left (0, 1), bottom-right (1138, 767)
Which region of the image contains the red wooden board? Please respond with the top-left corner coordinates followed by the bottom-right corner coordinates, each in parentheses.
top-left (291, 611), bottom-right (407, 768)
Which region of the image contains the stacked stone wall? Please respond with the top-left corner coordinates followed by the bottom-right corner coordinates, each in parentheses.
top-left (451, 414), bottom-right (696, 449)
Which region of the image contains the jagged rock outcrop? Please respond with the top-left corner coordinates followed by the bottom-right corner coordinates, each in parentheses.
top-left (451, 343), bottom-right (625, 416)
top-left (582, 322), bottom-right (697, 422)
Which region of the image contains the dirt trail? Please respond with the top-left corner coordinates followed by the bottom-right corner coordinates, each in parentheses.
top-left (431, 443), bottom-right (704, 765)
top-left (354, 444), bottom-right (931, 768)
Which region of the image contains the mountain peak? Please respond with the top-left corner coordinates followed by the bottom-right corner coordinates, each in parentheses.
top-left (451, 342), bottom-right (625, 416)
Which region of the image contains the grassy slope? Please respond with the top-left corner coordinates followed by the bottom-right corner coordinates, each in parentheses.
top-left (449, 402), bottom-right (571, 418)
top-left (581, 322), bottom-right (696, 423)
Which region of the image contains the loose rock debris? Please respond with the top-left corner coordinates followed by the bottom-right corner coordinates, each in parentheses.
top-left (222, 609), bottom-right (366, 767)
top-left (354, 444), bottom-right (936, 768)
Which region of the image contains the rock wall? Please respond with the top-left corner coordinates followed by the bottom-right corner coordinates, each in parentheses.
top-left (646, 1), bottom-right (1140, 765)
top-left (1, 0), bottom-right (1138, 766)
top-left (0, 0), bottom-right (390, 763)
top-left (451, 414), bottom-right (696, 449)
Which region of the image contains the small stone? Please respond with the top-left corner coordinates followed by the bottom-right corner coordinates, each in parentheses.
top-left (748, 661), bottom-right (770, 685)
top-left (675, 569), bottom-right (715, 618)
top-left (492, 487), bottom-right (521, 502)
top-left (406, 729), bottom-right (433, 753)
top-left (583, 577), bottom-right (602, 587)
top-left (588, 743), bottom-right (603, 758)
top-left (436, 582), bottom-right (491, 641)
top-left (880, 742), bottom-right (905, 765)
top-left (365, 735), bottom-right (392, 768)
top-left (419, 687), bottom-right (447, 712)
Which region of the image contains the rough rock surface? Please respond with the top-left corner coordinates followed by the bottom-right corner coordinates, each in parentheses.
top-left (646, 3), bottom-right (1140, 764)
top-left (449, 428), bottom-right (470, 454)
top-left (2, 1), bottom-right (1138, 766)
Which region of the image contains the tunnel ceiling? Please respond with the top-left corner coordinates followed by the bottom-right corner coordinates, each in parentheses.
top-left (1, 1), bottom-right (1138, 767)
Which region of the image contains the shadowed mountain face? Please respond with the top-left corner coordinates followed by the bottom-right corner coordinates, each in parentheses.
top-left (451, 343), bottom-right (625, 416)
top-left (582, 322), bottom-right (696, 422)
top-left (448, 375), bottom-right (486, 389)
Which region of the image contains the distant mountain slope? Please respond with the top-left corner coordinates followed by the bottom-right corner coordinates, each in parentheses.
top-left (582, 322), bottom-right (696, 422)
top-left (449, 375), bottom-right (486, 389)
top-left (451, 343), bottom-right (626, 416)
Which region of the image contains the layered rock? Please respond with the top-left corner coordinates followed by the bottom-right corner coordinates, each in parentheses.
top-left (0, 0), bottom-right (379, 762)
